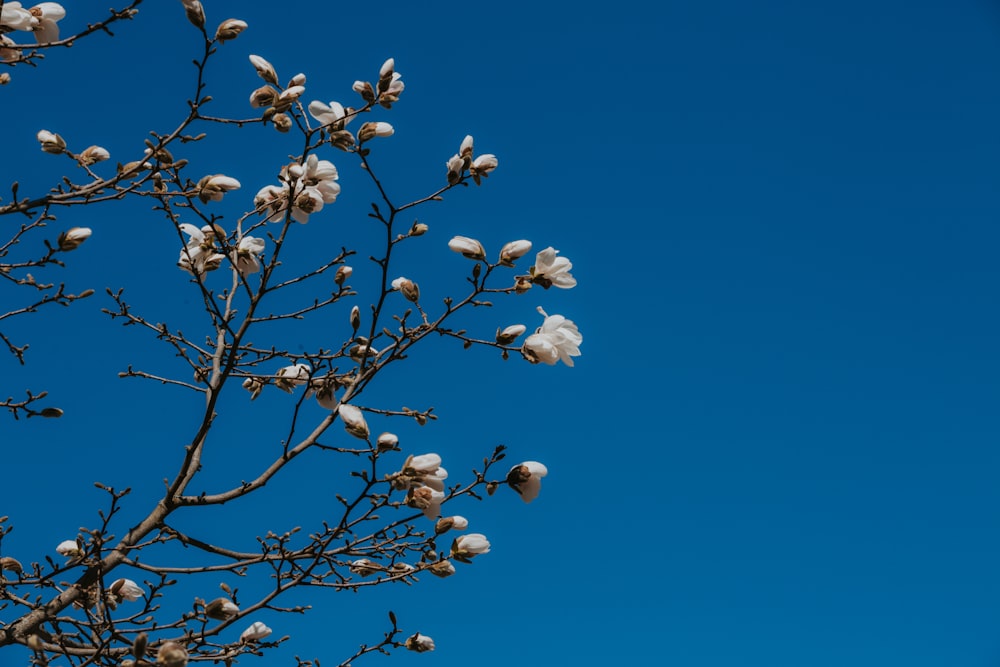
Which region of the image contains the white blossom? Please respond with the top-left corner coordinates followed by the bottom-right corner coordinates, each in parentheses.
top-left (30, 2), bottom-right (65, 43)
top-left (507, 461), bottom-right (548, 503)
top-left (445, 153), bottom-right (465, 183)
top-left (338, 403), bottom-right (369, 439)
top-left (36, 129), bottom-right (65, 154)
top-left (521, 307), bottom-right (583, 367)
top-left (197, 174), bottom-right (241, 203)
top-left (452, 533), bottom-right (491, 558)
top-left (240, 621), bottom-right (272, 642)
top-left (109, 578), bottom-right (144, 602)
top-left (55, 539), bottom-right (81, 558)
top-left (231, 236), bottom-right (265, 276)
top-left (499, 240), bottom-right (532, 265)
top-left (205, 597), bottom-right (239, 620)
top-left (274, 363), bottom-right (310, 392)
top-left (405, 633), bottom-right (435, 653)
top-left (495, 324), bottom-right (527, 345)
top-left (178, 224), bottom-right (225, 275)
top-left (407, 453), bottom-right (442, 475)
top-left (249, 54), bottom-right (278, 85)
top-left (470, 154), bottom-right (498, 184)
top-left (1, 3), bottom-right (37, 32)
top-left (79, 145), bottom-right (110, 165)
top-left (531, 246), bottom-right (576, 289)
top-left (448, 235), bottom-right (485, 260)
top-left (57, 227), bottom-right (92, 251)
top-left (408, 484), bottom-right (445, 520)
top-left (308, 100), bottom-right (351, 129)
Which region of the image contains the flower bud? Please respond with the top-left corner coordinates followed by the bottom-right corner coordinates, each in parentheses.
top-left (249, 54), bottom-right (279, 86)
top-left (470, 154), bottom-right (498, 184)
top-left (57, 227), bottom-right (92, 251)
top-left (391, 276), bottom-right (420, 303)
top-left (459, 135), bottom-right (474, 159)
top-left (242, 377), bottom-right (263, 400)
top-left (205, 597), bottom-right (240, 620)
top-left (350, 305), bottom-right (361, 331)
top-left (499, 240), bottom-right (532, 266)
top-left (495, 324), bottom-right (526, 345)
top-left (353, 80), bottom-right (375, 103)
top-left (78, 145), bottom-right (110, 166)
top-left (56, 539), bottom-right (82, 558)
top-left (376, 432), bottom-right (399, 452)
top-left (445, 154), bottom-right (464, 184)
top-left (288, 72), bottom-right (306, 87)
top-left (514, 276), bottom-right (533, 294)
top-left (156, 641), bottom-right (189, 667)
top-left (358, 121), bottom-right (394, 143)
top-left (338, 403), bottom-right (369, 440)
top-left (240, 621), bottom-right (272, 642)
top-left (214, 18), bottom-right (247, 42)
top-left (350, 558), bottom-right (378, 576)
top-left (405, 633), bottom-right (435, 653)
top-left (109, 578), bottom-right (144, 602)
top-left (271, 112), bottom-right (292, 133)
top-left (409, 222), bottom-right (428, 236)
top-left (447, 235), bottom-right (485, 260)
top-left (249, 85), bottom-right (278, 108)
top-left (36, 129), bottom-right (65, 154)
top-left (335, 265), bottom-right (353, 286)
top-left (427, 560), bottom-right (456, 578)
top-left (0, 73), bottom-right (11, 86)
top-left (180, 0), bottom-right (205, 30)
top-left (0, 556), bottom-right (23, 575)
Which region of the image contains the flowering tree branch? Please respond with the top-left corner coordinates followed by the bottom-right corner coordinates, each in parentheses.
top-left (0, 2), bottom-right (582, 666)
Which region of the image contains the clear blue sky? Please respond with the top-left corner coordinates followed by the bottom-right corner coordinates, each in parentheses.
top-left (3, 1), bottom-right (1000, 666)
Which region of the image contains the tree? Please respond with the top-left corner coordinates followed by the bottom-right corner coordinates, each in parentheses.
top-left (0, 2), bottom-right (583, 665)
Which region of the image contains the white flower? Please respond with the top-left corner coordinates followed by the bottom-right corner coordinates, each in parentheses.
top-left (249, 54), bottom-right (278, 85)
top-left (408, 484), bottom-right (445, 520)
top-left (358, 121), bottom-right (394, 143)
top-left (197, 174), bottom-right (241, 203)
top-left (407, 453), bottom-right (442, 475)
top-left (240, 621), bottom-right (272, 642)
top-left (506, 461), bottom-right (548, 503)
top-left (531, 247), bottom-right (576, 289)
top-left (254, 184), bottom-right (289, 222)
top-left (79, 145), bottom-right (110, 165)
top-left (231, 236), bottom-right (265, 276)
top-left (521, 307), bottom-right (583, 367)
top-left (470, 154), bottom-right (498, 184)
top-left (495, 324), bottom-right (527, 345)
top-left (109, 578), bottom-right (144, 602)
top-left (459, 134), bottom-right (474, 159)
top-left (177, 224), bottom-right (225, 275)
top-left (338, 403), bottom-right (369, 439)
top-left (309, 100), bottom-right (352, 129)
top-left (1, 3), bottom-right (37, 32)
top-left (57, 227), bottom-right (92, 251)
top-left (445, 153), bottom-right (465, 183)
top-left (405, 633), bottom-right (435, 653)
top-left (499, 240), bottom-right (532, 265)
top-left (214, 18), bottom-right (248, 42)
top-left (452, 533), bottom-right (491, 560)
top-left (36, 129), bottom-right (65, 154)
top-left (434, 515), bottom-right (468, 534)
top-left (29, 2), bottom-right (65, 43)
top-left (55, 539), bottom-right (81, 558)
top-left (448, 235), bottom-right (485, 260)
top-left (274, 363), bottom-right (310, 392)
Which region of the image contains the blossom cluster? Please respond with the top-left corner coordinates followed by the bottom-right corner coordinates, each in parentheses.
top-left (254, 154), bottom-right (340, 224)
top-left (0, 2), bottom-right (64, 55)
top-left (177, 222), bottom-right (264, 277)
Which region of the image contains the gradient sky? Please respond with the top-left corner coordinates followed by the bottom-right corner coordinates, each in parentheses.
top-left (3, 1), bottom-right (1000, 666)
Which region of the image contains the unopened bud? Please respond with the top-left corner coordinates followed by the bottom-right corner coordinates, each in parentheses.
top-left (499, 240), bottom-right (532, 266)
top-left (242, 377), bottom-right (263, 400)
top-left (249, 85), bottom-right (278, 108)
top-left (288, 72), bottom-right (306, 87)
top-left (392, 277), bottom-right (420, 303)
top-left (57, 227), bottom-right (92, 251)
top-left (427, 560), bottom-right (456, 578)
top-left (214, 18), bottom-right (247, 42)
top-left (0, 556), bottom-right (23, 575)
top-left (39, 407), bottom-right (64, 418)
top-left (486, 481), bottom-right (499, 496)
top-left (514, 276), bottom-right (533, 294)
top-left (272, 112), bottom-right (293, 133)
top-left (350, 305), bottom-right (361, 331)
top-left (79, 145), bottom-right (110, 166)
top-left (409, 222), bottom-right (428, 236)
top-left (133, 633), bottom-right (148, 660)
top-left (335, 265), bottom-right (353, 286)
top-left (205, 597), bottom-right (240, 620)
top-left (157, 641), bottom-right (189, 667)
top-left (495, 324), bottom-right (526, 345)
top-left (0, 73), bottom-right (10, 86)
top-left (353, 80), bottom-right (375, 103)
top-left (181, 0), bottom-right (205, 29)
top-left (447, 235), bottom-right (485, 260)
top-left (249, 54), bottom-right (279, 86)
top-left (338, 403), bottom-right (369, 440)
top-left (358, 121), bottom-right (394, 143)
top-left (376, 432), bottom-right (398, 452)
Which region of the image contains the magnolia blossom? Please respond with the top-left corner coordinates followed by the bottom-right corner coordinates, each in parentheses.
top-left (79, 145), bottom-right (110, 165)
top-left (428, 559), bottom-right (456, 578)
top-left (231, 235), bottom-right (265, 276)
top-left (206, 597), bottom-right (240, 620)
top-left (391, 276), bottom-right (420, 302)
top-left (452, 533), bottom-right (491, 559)
top-left (405, 633), bottom-right (435, 653)
top-left (376, 432), bottom-right (398, 451)
top-left (407, 453), bottom-right (442, 475)
top-left (179, 0), bottom-right (205, 29)
top-left (240, 621), bottom-right (273, 642)
top-left (178, 224), bottom-right (225, 275)
top-left (506, 461), bottom-right (548, 503)
top-left (56, 539), bottom-right (81, 558)
top-left (255, 154), bottom-right (341, 224)
top-left (249, 54), bottom-right (278, 85)
top-left (338, 403), bottom-right (369, 439)
top-left (434, 515), bottom-right (468, 534)
top-left (408, 484), bottom-right (445, 519)
top-left (1, 3), bottom-right (36, 31)
top-left (531, 247), bottom-right (576, 289)
top-left (521, 307), bottom-right (583, 367)
top-left (377, 58), bottom-right (404, 106)
top-left (499, 240), bottom-right (532, 265)
top-left (470, 154), bottom-right (498, 184)
top-left (358, 121), bottom-right (394, 142)
top-left (197, 174), bottom-right (241, 203)
top-left (57, 226), bottom-right (92, 251)
top-left (448, 235), bottom-right (485, 260)
top-left (36, 129), bottom-right (64, 154)
top-left (214, 18), bottom-right (247, 42)
top-left (445, 153), bottom-right (465, 183)
top-left (495, 324), bottom-right (527, 345)
top-left (157, 642), bottom-right (189, 667)
top-left (29, 2), bottom-right (64, 43)
top-left (308, 100), bottom-right (352, 130)
top-left (109, 578), bottom-right (144, 602)
top-left (349, 558), bottom-right (378, 576)
top-left (274, 363), bottom-right (310, 392)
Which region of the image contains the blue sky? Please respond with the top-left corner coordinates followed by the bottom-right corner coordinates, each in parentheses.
top-left (2, 1), bottom-right (1000, 666)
